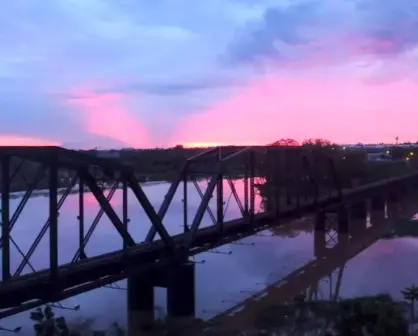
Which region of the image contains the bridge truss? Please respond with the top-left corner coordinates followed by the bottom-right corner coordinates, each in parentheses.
top-left (0, 145), bottom-right (342, 317)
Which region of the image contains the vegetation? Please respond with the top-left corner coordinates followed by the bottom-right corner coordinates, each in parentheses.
top-left (8, 140), bottom-right (418, 193)
top-left (250, 293), bottom-right (411, 335)
top-left (28, 288), bottom-right (418, 335)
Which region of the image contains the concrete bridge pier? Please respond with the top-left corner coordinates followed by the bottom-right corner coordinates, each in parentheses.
top-left (127, 275), bottom-right (155, 336)
top-left (167, 262), bottom-right (196, 332)
top-left (337, 205), bottom-right (350, 245)
top-left (387, 189), bottom-right (400, 203)
top-left (314, 211), bottom-right (327, 258)
top-left (371, 196), bottom-right (385, 211)
top-left (350, 201), bottom-right (367, 236)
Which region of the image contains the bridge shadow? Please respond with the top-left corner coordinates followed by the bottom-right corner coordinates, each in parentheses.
top-left (200, 193), bottom-right (418, 335)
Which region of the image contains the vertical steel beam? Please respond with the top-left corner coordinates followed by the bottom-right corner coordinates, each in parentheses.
top-left (1, 155), bottom-right (11, 281)
top-left (244, 156), bottom-right (249, 216)
top-left (295, 152), bottom-right (301, 209)
top-left (249, 151), bottom-right (255, 223)
top-left (183, 170), bottom-right (189, 233)
top-left (122, 181), bottom-right (128, 249)
top-left (78, 177), bottom-right (85, 259)
top-left (49, 159), bottom-right (58, 279)
top-left (217, 172), bottom-right (224, 232)
top-left (274, 151), bottom-right (281, 216)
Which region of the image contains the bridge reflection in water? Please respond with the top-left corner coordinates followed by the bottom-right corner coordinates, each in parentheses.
top-left (135, 193), bottom-right (417, 335)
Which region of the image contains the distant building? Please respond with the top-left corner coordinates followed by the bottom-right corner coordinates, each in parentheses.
top-left (366, 152), bottom-right (392, 162)
top-left (95, 150), bottom-right (121, 159)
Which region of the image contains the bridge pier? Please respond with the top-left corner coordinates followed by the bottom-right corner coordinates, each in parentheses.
top-left (350, 201), bottom-right (367, 219)
top-left (371, 196), bottom-right (385, 211)
top-left (350, 201), bottom-right (367, 236)
top-left (127, 275), bottom-right (155, 336)
top-left (314, 212), bottom-right (327, 258)
top-left (337, 205), bottom-right (349, 235)
top-left (388, 190), bottom-right (400, 203)
top-left (167, 262), bottom-right (196, 331)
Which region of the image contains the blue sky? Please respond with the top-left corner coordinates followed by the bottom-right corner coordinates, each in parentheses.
top-left (1, 0), bottom-right (418, 148)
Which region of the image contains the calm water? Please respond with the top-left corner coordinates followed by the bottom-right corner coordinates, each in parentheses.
top-left (1, 180), bottom-right (418, 333)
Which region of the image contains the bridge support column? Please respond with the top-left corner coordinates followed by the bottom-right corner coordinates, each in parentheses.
top-left (350, 201), bottom-right (367, 235)
top-left (351, 201), bottom-right (367, 219)
top-left (388, 190), bottom-right (400, 203)
top-left (371, 196), bottom-right (385, 211)
top-left (127, 275), bottom-right (155, 336)
top-left (337, 206), bottom-right (350, 244)
top-left (314, 212), bottom-right (326, 258)
top-left (167, 262), bottom-right (196, 332)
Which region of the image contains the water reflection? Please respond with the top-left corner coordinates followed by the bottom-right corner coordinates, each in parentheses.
top-left (1, 182), bottom-right (418, 334)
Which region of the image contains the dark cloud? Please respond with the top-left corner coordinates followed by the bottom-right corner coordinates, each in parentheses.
top-left (227, 0), bottom-right (418, 66)
top-left (93, 75), bottom-right (241, 97)
top-left (226, 1), bottom-right (323, 64)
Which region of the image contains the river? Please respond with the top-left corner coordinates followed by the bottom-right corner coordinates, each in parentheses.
top-left (1, 179), bottom-right (418, 334)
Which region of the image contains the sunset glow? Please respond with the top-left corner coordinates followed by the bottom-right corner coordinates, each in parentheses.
top-left (2, 0), bottom-right (418, 149)
top-left (0, 135), bottom-right (60, 146)
top-left (66, 91), bottom-right (151, 148)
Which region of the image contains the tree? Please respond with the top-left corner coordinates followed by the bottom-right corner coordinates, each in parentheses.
top-left (333, 294), bottom-right (408, 336)
top-left (302, 138), bottom-right (332, 147)
top-left (401, 285), bottom-right (418, 333)
top-left (270, 139), bottom-right (300, 146)
top-left (30, 306), bottom-right (71, 336)
top-left (30, 307), bottom-right (126, 336)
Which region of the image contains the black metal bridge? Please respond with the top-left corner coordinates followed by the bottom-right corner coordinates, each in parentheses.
top-left (0, 145), bottom-right (417, 325)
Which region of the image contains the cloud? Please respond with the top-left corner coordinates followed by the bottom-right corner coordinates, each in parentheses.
top-left (227, 0), bottom-right (418, 67)
top-left (2, 0), bottom-right (418, 148)
top-left (65, 90), bottom-right (151, 148)
top-left (170, 66), bottom-right (418, 146)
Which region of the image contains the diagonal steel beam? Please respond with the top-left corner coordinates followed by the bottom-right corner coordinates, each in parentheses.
top-left (145, 172), bottom-right (183, 242)
top-left (79, 168), bottom-right (136, 247)
top-left (71, 181), bottom-right (119, 263)
top-left (332, 265), bottom-right (345, 301)
top-left (13, 175), bottom-right (78, 276)
top-left (227, 179), bottom-right (245, 216)
top-left (191, 178), bottom-right (216, 225)
top-left (0, 164), bottom-right (47, 249)
top-left (123, 171), bottom-right (175, 251)
top-left (184, 173), bottom-right (219, 248)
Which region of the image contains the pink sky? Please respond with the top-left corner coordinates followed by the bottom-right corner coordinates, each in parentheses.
top-left (168, 71), bottom-right (418, 147)
top-left (3, 67), bottom-right (418, 148)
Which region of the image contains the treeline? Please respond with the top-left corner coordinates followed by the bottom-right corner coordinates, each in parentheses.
top-left (4, 140), bottom-right (418, 193)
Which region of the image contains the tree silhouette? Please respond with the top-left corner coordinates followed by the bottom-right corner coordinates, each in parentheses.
top-left (302, 138), bottom-right (332, 147)
top-left (30, 306), bottom-right (71, 336)
top-left (401, 285), bottom-right (418, 333)
top-left (269, 139), bottom-right (300, 146)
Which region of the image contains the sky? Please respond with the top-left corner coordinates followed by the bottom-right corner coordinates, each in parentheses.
top-left (1, 0), bottom-right (418, 148)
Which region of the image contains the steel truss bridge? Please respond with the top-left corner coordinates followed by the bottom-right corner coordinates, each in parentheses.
top-left (0, 145), bottom-right (417, 320)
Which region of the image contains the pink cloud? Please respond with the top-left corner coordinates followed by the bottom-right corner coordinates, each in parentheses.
top-left (169, 70), bottom-right (418, 146)
top-left (0, 135), bottom-right (60, 146)
top-left (66, 90), bottom-right (151, 148)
